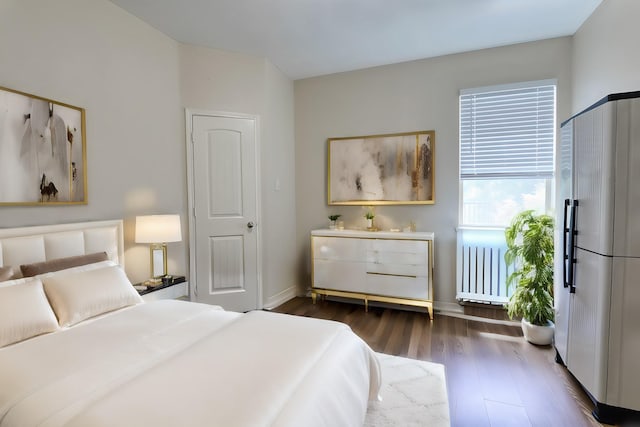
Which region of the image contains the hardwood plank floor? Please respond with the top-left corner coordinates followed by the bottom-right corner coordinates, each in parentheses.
top-left (273, 297), bottom-right (610, 427)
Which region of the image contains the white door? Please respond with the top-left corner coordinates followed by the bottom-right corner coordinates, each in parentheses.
top-left (187, 112), bottom-right (260, 312)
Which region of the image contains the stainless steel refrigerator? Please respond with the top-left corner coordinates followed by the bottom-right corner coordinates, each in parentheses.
top-left (556, 91), bottom-right (640, 424)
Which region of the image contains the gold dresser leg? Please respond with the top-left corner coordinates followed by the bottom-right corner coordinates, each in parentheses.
top-left (312, 291), bottom-right (317, 304)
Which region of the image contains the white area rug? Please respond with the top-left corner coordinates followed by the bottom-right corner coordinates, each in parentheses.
top-left (365, 353), bottom-right (450, 427)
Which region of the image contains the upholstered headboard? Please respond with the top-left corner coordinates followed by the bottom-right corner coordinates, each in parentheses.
top-left (0, 220), bottom-right (124, 271)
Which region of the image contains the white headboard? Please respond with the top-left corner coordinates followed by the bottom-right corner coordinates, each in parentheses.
top-left (0, 220), bottom-right (124, 270)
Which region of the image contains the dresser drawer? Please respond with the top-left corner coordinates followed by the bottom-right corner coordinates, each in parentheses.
top-left (366, 272), bottom-right (428, 300)
top-left (369, 239), bottom-right (427, 254)
top-left (366, 249), bottom-right (427, 265)
top-left (313, 259), bottom-right (366, 293)
top-left (366, 239), bottom-right (428, 265)
top-left (312, 236), bottom-right (366, 262)
top-left (365, 261), bottom-right (428, 277)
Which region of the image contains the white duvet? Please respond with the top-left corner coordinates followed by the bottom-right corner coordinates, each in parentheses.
top-left (0, 300), bottom-right (381, 427)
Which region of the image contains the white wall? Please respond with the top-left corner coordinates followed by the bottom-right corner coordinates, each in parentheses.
top-left (0, 1), bottom-right (296, 304)
top-left (3, 0), bottom-right (618, 310)
top-left (179, 45), bottom-right (297, 308)
top-left (0, 0), bottom-right (184, 283)
top-left (262, 61), bottom-right (297, 308)
top-left (572, 0), bottom-right (640, 114)
top-left (294, 38), bottom-right (573, 308)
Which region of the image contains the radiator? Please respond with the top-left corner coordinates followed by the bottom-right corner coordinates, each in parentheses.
top-left (456, 229), bottom-right (512, 305)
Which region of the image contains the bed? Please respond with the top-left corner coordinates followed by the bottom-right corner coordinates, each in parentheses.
top-left (0, 220), bottom-right (381, 427)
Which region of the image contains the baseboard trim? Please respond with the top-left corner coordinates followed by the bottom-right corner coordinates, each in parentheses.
top-left (434, 301), bottom-right (464, 315)
top-left (263, 286), bottom-right (297, 310)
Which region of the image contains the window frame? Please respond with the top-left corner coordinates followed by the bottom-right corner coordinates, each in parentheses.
top-left (458, 79), bottom-right (557, 227)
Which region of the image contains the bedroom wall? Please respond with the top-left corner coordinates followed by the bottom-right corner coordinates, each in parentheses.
top-left (294, 37), bottom-right (573, 310)
top-left (0, 0), bottom-right (185, 283)
top-left (262, 61), bottom-right (297, 308)
top-left (179, 45), bottom-right (297, 308)
top-left (572, 0), bottom-right (640, 114)
top-left (0, 0), bottom-right (297, 305)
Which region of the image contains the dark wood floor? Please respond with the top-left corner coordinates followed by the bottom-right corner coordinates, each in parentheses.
top-left (273, 297), bottom-right (609, 427)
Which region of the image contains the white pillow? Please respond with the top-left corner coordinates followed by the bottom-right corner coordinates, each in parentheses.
top-left (0, 278), bottom-right (59, 347)
top-left (42, 265), bottom-right (143, 327)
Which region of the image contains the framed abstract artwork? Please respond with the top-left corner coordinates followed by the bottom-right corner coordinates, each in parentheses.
top-left (328, 130), bottom-right (435, 205)
top-left (0, 86), bottom-right (87, 205)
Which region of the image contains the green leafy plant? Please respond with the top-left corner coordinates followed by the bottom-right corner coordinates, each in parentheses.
top-left (504, 210), bottom-right (554, 326)
top-left (328, 214), bottom-right (341, 221)
top-left (364, 210), bottom-right (375, 220)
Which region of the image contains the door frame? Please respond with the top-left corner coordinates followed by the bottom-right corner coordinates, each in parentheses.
top-left (184, 108), bottom-right (263, 308)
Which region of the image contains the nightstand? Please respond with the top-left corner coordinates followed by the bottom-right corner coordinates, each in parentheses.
top-left (136, 276), bottom-right (188, 302)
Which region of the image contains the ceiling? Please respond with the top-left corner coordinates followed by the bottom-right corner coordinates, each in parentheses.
top-left (109, 0), bottom-right (603, 80)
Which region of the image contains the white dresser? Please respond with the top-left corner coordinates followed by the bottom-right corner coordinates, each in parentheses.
top-left (311, 229), bottom-right (434, 318)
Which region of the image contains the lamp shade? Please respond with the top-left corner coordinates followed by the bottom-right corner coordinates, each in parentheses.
top-left (135, 215), bottom-right (182, 244)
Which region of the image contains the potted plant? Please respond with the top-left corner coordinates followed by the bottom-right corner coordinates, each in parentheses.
top-left (504, 210), bottom-right (555, 345)
top-left (364, 209), bottom-right (375, 229)
top-left (328, 214), bottom-right (341, 229)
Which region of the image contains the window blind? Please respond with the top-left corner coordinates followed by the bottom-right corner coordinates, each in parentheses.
top-left (460, 82), bottom-right (556, 179)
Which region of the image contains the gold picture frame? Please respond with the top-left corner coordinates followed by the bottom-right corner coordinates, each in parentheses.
top-left (328, 130), bottom-right (435, 205)
top-left (0, 86), bottom-right (87, 205)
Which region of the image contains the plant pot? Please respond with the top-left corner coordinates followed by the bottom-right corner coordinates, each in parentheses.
top-left (521, 318), bottom-right (555, 345)
top-left (366, 218), bottom-right (373, 228)
top-left (329, 220), bottom-right (336, 230)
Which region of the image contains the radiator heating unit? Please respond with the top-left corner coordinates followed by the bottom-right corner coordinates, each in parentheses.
top-left (456, 229), bottom-right (512, 305)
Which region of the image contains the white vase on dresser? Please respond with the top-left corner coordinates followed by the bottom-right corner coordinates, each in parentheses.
top-left (311, 229), bottom-right (434, 319)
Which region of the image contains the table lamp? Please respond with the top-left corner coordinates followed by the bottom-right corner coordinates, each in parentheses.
top-left (135, 214), bottom-right (182, 284)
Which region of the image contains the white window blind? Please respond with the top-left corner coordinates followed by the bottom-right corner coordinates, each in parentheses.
top-left (460, 81), bottom-right (556, 179)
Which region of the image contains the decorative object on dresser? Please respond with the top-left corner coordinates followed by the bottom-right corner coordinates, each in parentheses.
top-left (135, 215), bottom-right (182, 285)
top-left (311, 229), bottom-right (434, 319)
top-left (327, 130), bottom-right (435, 205)
top-left (0, 85), bottom-right (87, 205)
top-left (364, 207), bottom-right (376, 230)
top-left (328, 214), bottom-right (341, 229)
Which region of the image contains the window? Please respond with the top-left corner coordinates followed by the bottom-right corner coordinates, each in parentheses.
top-left (459, 80), bottom-right (556, 227)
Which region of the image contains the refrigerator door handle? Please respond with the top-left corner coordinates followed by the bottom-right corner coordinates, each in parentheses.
top-left (563, 199), bottom-right (571, 289)
top-left (567, 200), bottom-right (578, 294)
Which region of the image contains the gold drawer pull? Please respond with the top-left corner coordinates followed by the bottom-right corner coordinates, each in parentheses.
top-left (366, 272), bottom-right (417, 279)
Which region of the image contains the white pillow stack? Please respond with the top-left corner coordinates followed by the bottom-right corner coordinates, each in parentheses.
top-left (0, 261), bottom-right (143, 347)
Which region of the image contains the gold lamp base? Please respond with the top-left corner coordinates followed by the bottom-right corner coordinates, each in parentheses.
top-left (148, 243), bottom-right (168, 285)
top-left (135, 214), bottom-right (182, 287)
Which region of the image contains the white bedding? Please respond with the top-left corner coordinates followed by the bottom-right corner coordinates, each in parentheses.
top-left (0, 300), bottom-right (381, 427)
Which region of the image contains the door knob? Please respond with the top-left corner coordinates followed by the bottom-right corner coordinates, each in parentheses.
top-left (247, 221), bottom-right (255, 229)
